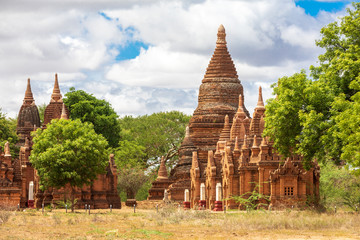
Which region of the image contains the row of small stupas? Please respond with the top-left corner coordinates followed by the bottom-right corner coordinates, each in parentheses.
top-left (148, 25), bottom-right (320, 209)
top-left (0, 75), bottom-right (121, 208)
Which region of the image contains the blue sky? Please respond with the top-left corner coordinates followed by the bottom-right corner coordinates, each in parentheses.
top-left (0, 0), bottom-right (355, 118)
top-left (296, 0), bottom-right (353, 16)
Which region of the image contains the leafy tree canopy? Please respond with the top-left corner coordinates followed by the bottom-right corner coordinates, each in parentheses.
top-left (118, 111), bottom-right (191, 168)
top-left (0, 109), bottom-right (18, 156)
top-left (30, 119), bottom-right (108, 211)
top-left (63, 88), bottom-right (121, 148)
top-left (264, 3), bottom-right (360, 171)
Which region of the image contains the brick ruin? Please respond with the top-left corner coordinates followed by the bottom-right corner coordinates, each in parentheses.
top-left (148, 156), bottom-right (172, 200)
top-left (0, 74), bottom-right (121, 208)
top-left (150, 25), bottom-right (320, 209)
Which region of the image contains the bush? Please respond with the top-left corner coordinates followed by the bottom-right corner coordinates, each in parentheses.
top-left (117, 167), bottom-right (149, 199)
top-left (320, 162), bottom-right (360, 210)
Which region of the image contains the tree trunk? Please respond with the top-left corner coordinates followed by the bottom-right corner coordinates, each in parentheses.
top-left (127, 189), bottom-right (135, 199)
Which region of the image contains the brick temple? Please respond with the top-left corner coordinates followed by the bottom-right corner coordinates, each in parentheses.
top-left (149, 25), bottom-right (320, 209)
top-left (0, 75), bottom-right (121, 209)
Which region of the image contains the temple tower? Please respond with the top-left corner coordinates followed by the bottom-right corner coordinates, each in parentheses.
top-left (168, 25), bottom-right (249, 201)
top-left (16, 78), bottom-right (41, 145)
top-left (43, 74), bottom-right (69, 126)
top-left (189, 24), bottom-right (249, 165)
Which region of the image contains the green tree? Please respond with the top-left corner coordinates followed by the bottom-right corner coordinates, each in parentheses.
top-left (38, 103), bottom-right (46, 125)
top-left (118, 111), bottom-right (191, 167)
top-left (320, 162), bottom-right (360, 210)
top-left (117, 167), bottom-right (150, 200)
top-left (30, 119), bottom-right (108, 212)
top-left (230, 183), bottom-right (270, 211)
top-left (0, 109), bottom-right (18, 156)
top-left (114, 140), bottom-right (146, 168)
top-left (264, 3), bottom-right (360, 169)
top-left (63, 88), bottom-right (121, 148)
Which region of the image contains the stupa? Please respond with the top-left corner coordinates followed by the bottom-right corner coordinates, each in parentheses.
top-left (167, 25), bottom-right (249, 200)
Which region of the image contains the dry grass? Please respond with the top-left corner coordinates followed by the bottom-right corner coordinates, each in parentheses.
top-left (0, 205), bottom-right (359, 239)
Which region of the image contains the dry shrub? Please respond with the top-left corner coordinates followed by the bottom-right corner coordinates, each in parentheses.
top-left (149, 204), bottom-right (213, 225)
top-left (0, 204), bottom-right (16, 225)
top-left (52, 214), bottom-right (61, 225)
top-left (221, 210), bottom-right (360, 231)
top-left (0, 211), bottom-right (11, 225)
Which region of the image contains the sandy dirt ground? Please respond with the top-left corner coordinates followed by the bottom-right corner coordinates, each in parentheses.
top-left (0, 204), bottom-right (359, 239)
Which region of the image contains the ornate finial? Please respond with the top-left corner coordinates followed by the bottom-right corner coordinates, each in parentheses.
top-left (242, 135), bottom-right (248, 149)
top-left (192, 151), bottom-right (199, 169)
top-left (24, 78), bottom-right (34, 104)
top-left (236, 94), bottom-right (247, 118)
top-left (157, 156), bottom-right (168, 180)
top-left (185, 126), bottom-right (190, 138)
top-left (253, 135), bottom-right (260, 147)
top-left (219, 115), bottom-right (231, 141)
top-left (216, 24), bottom-right (226, 45)
top-left (60, 103), bottom-right (69, 120)
top-left (234, 136), bottom-right (239, 151)
top-left (225, 115), bottom-right (229, 127)
top-left (256, 86), bottom-right (265, 108)
top-left (4, 141), bottom-right (11, 157)
top-left (239, 94), bottom-right (244, 108)
top-left (51, 73), bottom-right (63, 102)
top-left (260, 136), bottom-right (267, 147)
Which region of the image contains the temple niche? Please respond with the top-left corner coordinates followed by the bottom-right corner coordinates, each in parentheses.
top-left (152, 25), bottom-right (320, 209)
top-left (0, 74), bottom-right (121, 209)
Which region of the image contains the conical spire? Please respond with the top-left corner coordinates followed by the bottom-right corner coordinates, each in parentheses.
top-left (60, 103), bottom-right (69, 120)
top-left (216, 24), bottom-right (226, 45)
top-left (252, 135), bottom-right (260, 148)
top-left (219, 115), bottom-right (231, 141)
top-left (260, 136), bottom-right (268, 147)
top-left (23, 78), bottom-right (34, 105)
top-left (157, 156), bottom-right (168, 180)
top-left (51, 73), bottom-right (63, 102)
top-left (204, 25), bottom-right (238, 79)
top-left (182, 125), bottom-right (194, 146)
top-left (234, 136), bottom-right (240, 151)
top-left (4, 141), bottom-right (11, 157)
top-left (236, 94), bottom-right (247, 119)
top-left (256, 86), bottom-right (265, 109)
top-left (242, 135), bottom-right (249, 150)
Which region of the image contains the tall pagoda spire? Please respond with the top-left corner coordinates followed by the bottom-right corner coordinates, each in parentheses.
top-left (235, 94), bottom-right (247, 119)
top-left (256, 86), bottom-right (265, 109)
top-left (204, 25), bottom-right (238, 80)
top-left (51, 73), bottom-right (63, 103)
top-left (219, 115), bottom-right (231, 141)
top-left (60, 103), bottom-right (69, 120)
top-left (23, 78), bottom-right (34, 105)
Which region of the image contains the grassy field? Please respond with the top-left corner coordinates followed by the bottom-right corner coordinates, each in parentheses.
top-left (1, 204), bottom-right (360, 239)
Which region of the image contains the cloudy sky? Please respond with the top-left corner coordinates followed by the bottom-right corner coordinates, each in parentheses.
top-left (0, 0), bottom-right (355, 118)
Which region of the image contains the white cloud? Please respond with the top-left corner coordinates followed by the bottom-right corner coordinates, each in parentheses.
top-left (0, 0), bottom-right (347, 118)
top-left (106, 45), bottom-right (207, 88)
